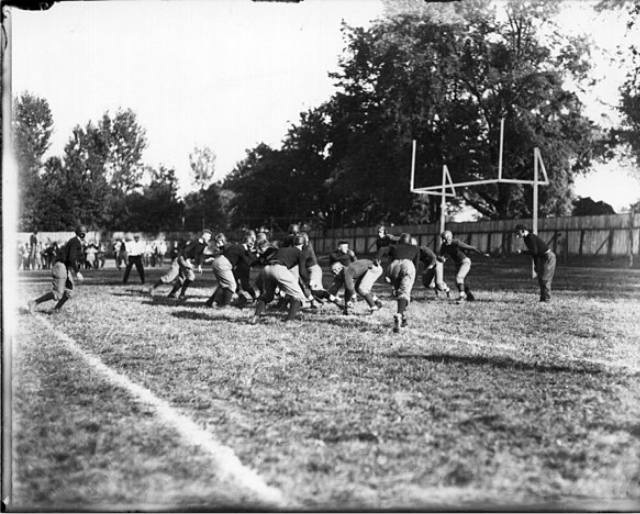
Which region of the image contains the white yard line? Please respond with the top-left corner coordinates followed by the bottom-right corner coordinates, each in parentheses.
top-left (38, 317), bottom-right (287, 509)
top-left (403, 329), bottom-right (640, 374)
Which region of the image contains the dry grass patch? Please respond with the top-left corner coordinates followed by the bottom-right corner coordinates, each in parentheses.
top-left (8, 264), bottom-right (640, 510)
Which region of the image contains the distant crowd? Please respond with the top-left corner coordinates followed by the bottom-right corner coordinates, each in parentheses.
top-left (18, 231), bottom-right (175, 271)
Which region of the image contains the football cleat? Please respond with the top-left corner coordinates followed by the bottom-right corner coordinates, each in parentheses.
top-left (393, 313), bottom-right (402, 333)
top-left (28, 301), bottom-right (36, 314)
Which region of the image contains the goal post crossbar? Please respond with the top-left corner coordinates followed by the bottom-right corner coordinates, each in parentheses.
top-left (410, 146), bottom-right (550, 194)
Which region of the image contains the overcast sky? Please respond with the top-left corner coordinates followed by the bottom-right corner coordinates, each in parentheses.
top-left (10, 0), bottom-right (640, 211)
top-left (11, 0), bottom-right (383, 191)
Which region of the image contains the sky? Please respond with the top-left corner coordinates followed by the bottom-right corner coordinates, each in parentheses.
top-left (9, 0), bottom-right (640, 211)
top-left (11, 0), bottom-right (384, 193)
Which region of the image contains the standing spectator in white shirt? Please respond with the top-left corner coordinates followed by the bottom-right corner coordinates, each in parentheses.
top-left (123, 234), bottom-right (146, 284)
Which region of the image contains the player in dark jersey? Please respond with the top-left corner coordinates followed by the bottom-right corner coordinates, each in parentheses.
top-left (326, 240), bottom-right (357, 306)
top-left (232, 231), bottom-right (260, 307)
top-left (28, 225), bottom-right (86, 314)
top-left (280, 223), bottom-right (301, 248)
top-left (250, 235), bottom-right (309, 323)
top-left (253, 234), bottom-right (279, 298)
top-left (375, 224), bottom-right (400, 251)
top-left (376, 233), bottom-right (420, 333)
top-left (206, 233), bottom-right (256, 308)
top-left (438, 230), bottom-right (490, 303)
top-left (515, 224), bottom-right (557, 302)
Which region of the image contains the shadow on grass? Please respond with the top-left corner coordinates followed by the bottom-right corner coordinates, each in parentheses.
top-left (169, 308), bottom-right (247, 323)
top-left (140, 298), bottom-right (181, 308)
top-left (110, 288), bottom-right (150, 297)
top-left (389, 351), bottom-right (605, 375)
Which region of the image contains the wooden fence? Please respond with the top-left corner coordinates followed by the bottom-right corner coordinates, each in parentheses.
top-left (15, 213), bottom-right (640, 264)
top-left (307, 213), bottom-right (640, 264)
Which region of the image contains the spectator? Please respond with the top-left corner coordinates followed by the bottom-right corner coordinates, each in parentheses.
top-left (144, 241), bottom-right (154, 267)
top-left (28, 230), bottom-right (38, 270)
top-left (117, 239), bottom-right (128, 270)
top-left (156, 240), bottom-right (167, 267)
top-left (18, 243), bottom-right (28, 270)
top-left (44, 241), bottom-right (58, 269)
top-left (96, 242), bottom-right (106, 268)
top-left (122, 235), bottom-right (146, 284)
top-left (85, 240), bottom-right (99, 269)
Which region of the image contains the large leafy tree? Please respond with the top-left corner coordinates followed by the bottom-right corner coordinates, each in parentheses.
top-left (39, 109), bottom-right (148, 229)
top-left (59, 123), bottom-right (113, 227)
top-left (572, 196), bottom-right (615, 216)
top-left (37, 156), bottom-right (79, 230)
top-left (98, 108), bottom-right (147, 194)
top-left (124, 165), bottom-right (184, 231)
top-left (322, 0), bottom-right (596, 222)
top-left (182, 183), bottom-right (226, 233)
top-left (222, 143), bottom-right (306, 229)
top-left (12, 91), bottom-right (54, 230)
top-left (602, 0), bottom-right (640, 168)
top-left (231, 0), bottom-right (596, 226)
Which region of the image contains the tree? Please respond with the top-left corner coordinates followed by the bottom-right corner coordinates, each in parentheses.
top-left (595, 1), bottom-right (640, 168)
top-left (12, 91), bottom-right (54, 230)
top-left (217, 1), bottom-right (599, 227)
top-left (317, 0), bottom-right (597, 221)
top-left (59, 123), bottom-right (113, 228)
top-left (36, 108), bottom-right (148, 230)
top-left (188, 146), bottom-right (217, 191)
top-left (123, 165), bottom-right (184, 231)
top-left (616, 4), bottom-right (640, 168)
top-left (222, 143), bottom-right (293, 228)
top-left (182, 183), bottom-right (226, 232)
top-left (37, 156), bottom-right (78, 230)
top-left (572, 197), bottom-right (616, 216)
top-left (98, 108), bottom-right (147, 194)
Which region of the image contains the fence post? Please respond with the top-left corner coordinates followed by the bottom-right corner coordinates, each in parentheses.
top-left (630, 211), bottom-right (635, 268)
top-left (607, 229), bottom-right (615, 259)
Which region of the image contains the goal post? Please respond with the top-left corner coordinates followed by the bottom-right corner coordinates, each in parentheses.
top-left (409, 119), bottom-right (550, 268)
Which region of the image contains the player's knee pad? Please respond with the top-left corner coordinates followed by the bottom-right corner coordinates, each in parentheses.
top-left (64, 289), bottom-right (75, 299)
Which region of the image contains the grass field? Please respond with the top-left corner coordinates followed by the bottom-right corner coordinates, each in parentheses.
top-left (6, 257), bottom-right (640, 511)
